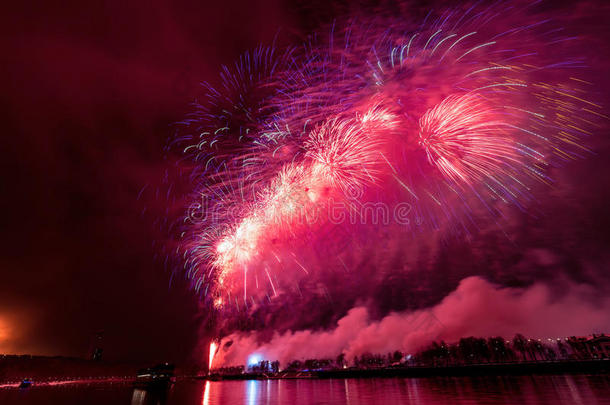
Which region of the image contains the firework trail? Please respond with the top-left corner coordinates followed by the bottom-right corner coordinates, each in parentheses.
top-left (169, 1), bottom-right (603, 327)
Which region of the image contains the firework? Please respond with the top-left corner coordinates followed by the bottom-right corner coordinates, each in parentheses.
top-left (418, 92), bottom-right (523, 186)
top-left (171, 2), bottom-right (602, 314)
top-left (208, 341), bottom-right (218, 372)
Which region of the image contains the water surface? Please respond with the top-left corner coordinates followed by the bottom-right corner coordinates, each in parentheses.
top-left (1, 375), bottom-right (609, 404)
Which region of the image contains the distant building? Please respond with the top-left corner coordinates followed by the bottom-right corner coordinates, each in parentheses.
top-left (90, 331), bottom-right (104, 361)
top-left (587, 335), bottom-right (610, 359)
top-left (92, 347), bottom-right (103, 361)
top-left (566, 334), bottom-right (610, 359)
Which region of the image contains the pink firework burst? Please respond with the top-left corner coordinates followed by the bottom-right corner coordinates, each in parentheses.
top-left (167, 1), bottom-right (603, 316)
top-left (419, 92), bottom-right (526, 187)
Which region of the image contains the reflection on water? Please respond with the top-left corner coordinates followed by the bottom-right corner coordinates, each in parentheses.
top-left (1, 375), bottom-right (609, 404)
top-left (202, 381), bottom-right (210, 405)
top-left (131, 388), bottom-right (147, 404)
top-left (130, 387), bottom-right (168, 405)
top-left (183, 375), bottom-right (610, 405)
top-left (159, 375), bottom-right (610, 405)
top-left (247, 380), bottom-right (258, 405)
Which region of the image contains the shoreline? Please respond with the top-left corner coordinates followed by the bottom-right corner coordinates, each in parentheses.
top-left (1, 359), bottom-right (608, 386)
top-left (206, 359), bottom-right (610, 380)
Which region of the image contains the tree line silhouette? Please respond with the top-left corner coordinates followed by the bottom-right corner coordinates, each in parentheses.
top-left (212, 333), bottom-right (609, 374)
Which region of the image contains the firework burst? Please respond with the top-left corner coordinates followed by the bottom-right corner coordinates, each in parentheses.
top-left (418, 92), bottom-right (524, 186)
top-left (169, 1), bottom-right (603, 315)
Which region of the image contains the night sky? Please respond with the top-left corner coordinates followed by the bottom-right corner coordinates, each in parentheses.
top-left (0, 0), bottom-right (301, 363)
top-left (2, 0), bottom-right (610, 366)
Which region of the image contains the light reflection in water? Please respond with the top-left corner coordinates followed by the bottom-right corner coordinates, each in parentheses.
top-left (131, 388), bottom-right (146, 405)
top-left (202, 381), bottom-right (210, 405)
top-left (247, 380), bottom-right (258, 405)
top-left (343, 379), bottom-right (350, 405)
top-left (409, 378), bottom-right (422, 404)
top-left (564, 375), bottom-right (585, 405)
top-left (32, 375), bottom-right (605, 405)
top-left (130, 387), bottom-right (168, 405)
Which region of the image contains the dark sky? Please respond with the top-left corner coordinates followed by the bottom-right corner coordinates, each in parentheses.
top-left (2, 0), bottom-right (610, 366)
top-left (0, 0), bottom-right (298, 363)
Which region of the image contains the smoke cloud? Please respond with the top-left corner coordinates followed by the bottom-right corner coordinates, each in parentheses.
top-left (214, 276), bottom-right (610, 367)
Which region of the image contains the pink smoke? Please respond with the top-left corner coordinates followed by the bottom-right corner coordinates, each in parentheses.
top-left (213, 276), bottom-right (610, 367)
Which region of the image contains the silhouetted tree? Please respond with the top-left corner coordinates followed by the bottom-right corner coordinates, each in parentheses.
top-left (286, 360), bottom-right (302, 370)
top-left (557, 340), bottom-right (569, 359)
top-left (336, 353), bottom-right (346, 368)
top-left (392, 351), bottom-right (403, 363)
top-left (513, 334), bottom-right (528, 361)
top-left (459, 337), bottom-right (478, 363)
top-left (474, 338), bottom-right (491, 363)
top-left (488, 337), bottom-right (512, 362)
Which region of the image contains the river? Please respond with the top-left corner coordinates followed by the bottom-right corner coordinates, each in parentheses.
top-left (1, 375), bottom-right (609, 404)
